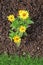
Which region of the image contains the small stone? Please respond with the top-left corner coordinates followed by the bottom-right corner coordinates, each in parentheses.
top-left (23, 52), bottom-right (26, 55)
top-left (37, 47), bottom-right (39, 50)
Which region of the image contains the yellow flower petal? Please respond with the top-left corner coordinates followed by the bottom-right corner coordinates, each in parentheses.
top-left (19, 26), bottom-right (26, 32)
top-left (13, 35), bottom-right (21, 44)
top-left (18, 10), bottom-right (29, 20)
top-left (7, 14), bottom-right (15, 22)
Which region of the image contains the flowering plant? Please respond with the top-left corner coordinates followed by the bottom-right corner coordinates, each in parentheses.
top-left (7, 10), bottom-right (34, 47)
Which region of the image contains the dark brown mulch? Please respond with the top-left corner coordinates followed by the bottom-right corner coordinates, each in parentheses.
top-left (0, 0), bottom-right (43, 57)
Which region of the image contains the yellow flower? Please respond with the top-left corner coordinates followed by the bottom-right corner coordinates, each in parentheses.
top-left (7, 14), bottom-right (15, 22)
top-left (19, 26), bottom-right (26, 32)
top-left (13, 35), bottom-right (21, 44)
top-left (18, 10), bottom-right (29, 20)
top-left (18, 10), bottom-right (23, 15)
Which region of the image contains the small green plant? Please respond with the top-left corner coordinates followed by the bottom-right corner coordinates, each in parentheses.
top-left (0, 54), bottom-right (43, 65)
top-left (7, 10), bottom-right (34, 47)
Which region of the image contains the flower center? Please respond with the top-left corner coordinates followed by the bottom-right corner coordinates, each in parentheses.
top-left (23, 13), bottom-right (26, 16)
top-left (16, 38), bottom-right (19, 40)
top-left (22, 28), bottom-right (24, 30)
top-left (11, 17), bottom-right (12, 19)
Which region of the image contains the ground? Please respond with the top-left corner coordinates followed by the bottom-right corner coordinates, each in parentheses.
top-left (0, 0), bottom-right (43, 57)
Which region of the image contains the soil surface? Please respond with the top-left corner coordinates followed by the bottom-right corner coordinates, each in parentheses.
top-left (0, 0), bottom-right (43, 57)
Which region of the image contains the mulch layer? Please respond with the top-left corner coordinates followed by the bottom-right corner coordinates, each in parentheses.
top-left (0, 0), bottom-right (43, 57)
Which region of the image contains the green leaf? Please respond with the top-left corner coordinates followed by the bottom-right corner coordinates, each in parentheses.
top-left (10, 18), bottom-right (20, 29)
top-left (19, 20), bottom-right (28, 28)
top-left (18, 32), bottom-right (23, 37)
top-left (16, 42), bottom-right (21, 47)
top-left (24, 32), bottom-right (27, 36)
top-left (26, 18), bottom-right (34, 25)
top-left (9, 30), bottom-right (15, 40)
